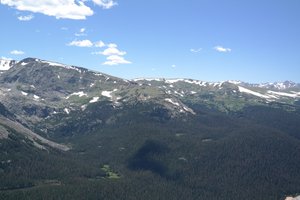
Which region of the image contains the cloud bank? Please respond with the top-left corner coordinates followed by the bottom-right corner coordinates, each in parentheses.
top-left (0, 0), bottom-right (118, 20)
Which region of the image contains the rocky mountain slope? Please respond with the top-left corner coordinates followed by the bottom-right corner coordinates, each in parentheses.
top-left (0, 57), bottom-right (299, 143)
top-left (1, 57), bottom-right (300, 200)
top-left (1, 58), bottom-right (299, 126)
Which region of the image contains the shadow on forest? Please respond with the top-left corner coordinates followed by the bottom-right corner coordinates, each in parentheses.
top-left (127, 140), bottom-right (179, 180)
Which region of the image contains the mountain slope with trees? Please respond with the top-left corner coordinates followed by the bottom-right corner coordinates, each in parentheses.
top-left (0, 58), bottom-right (300, 200)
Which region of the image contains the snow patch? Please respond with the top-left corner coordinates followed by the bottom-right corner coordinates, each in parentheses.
top-left (64, 108), bottom-right (70, 114)
top-left (238, 86), bottom-right (271, 99)
top-left (184, 79), bottom-right (207, 86)
top-left (33, 95), bottom-right (40, 99)
top-left (174, 90), bottom-right (184, 97)
top-left (183, 106), bottom-right (190, 112)
top-left (42, 61), bottom-right (66, 68)
top-left (267, 91), bottom-right (300, 98)
top-left (165, 98), bottom-right (180, 106)
top-left (285, 195), bottom-right (300, 200)
top-left (214, 82), bottom-right (223, 87)
top-left (101, 89), bottom-right (117, 99)
top-left (66, 91), bottom-right (88, 99)
top-left (81, 104), bottom-right (87, 111)
top-left (258, 82), bottom-right (296, 90)
top-left (291, 91), bottom-right (300, 95)
top-left (265, 94), bottom-right (279, 99)
top-left (42, 60), bottom-right (82, 73)
top-left (165, 98), bottom-right (196, 115)
top-left (21, 91), bottom-right (28, 96)
top-left (94, 73), bottom-right (103, 76)
top-left (0, 59), bottom-right (15, 70)
top-left (133, 78), bottom-right (162, 82)
top-left (89, 97), bottom-right (99, 103)
top-left (228, 80), bottom-right (242, 85)
top-left (165, 79), bottom-right (184, 84)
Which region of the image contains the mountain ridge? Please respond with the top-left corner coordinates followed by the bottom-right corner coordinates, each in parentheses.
top-left (1, 57), bottom-right (299, 87)
top-left (0, 57), bottom-right (299, 126)
top-left (1, 57), bottom-right (300, 200)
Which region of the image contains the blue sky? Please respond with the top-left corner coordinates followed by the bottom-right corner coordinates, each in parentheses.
top-left (0, 0), bottom-right (299, 83)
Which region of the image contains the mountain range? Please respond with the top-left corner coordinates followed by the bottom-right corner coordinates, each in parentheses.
top-left (0, 58), bottom-right (300, 200)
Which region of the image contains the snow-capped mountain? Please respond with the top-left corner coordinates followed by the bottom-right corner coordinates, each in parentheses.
top-left (0, 58), bottom-right (16, 71)
top-left (0, 57), bottom-right (299, 129)
top-left (1, 58), bottom-right (300, 200)
top-left (133, 78), bottom-right (300, 101)
top-left (233, 80), bottom-right (299, 90)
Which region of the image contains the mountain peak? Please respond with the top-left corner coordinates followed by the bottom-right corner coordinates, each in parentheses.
top-left (0, 58), bottom-right (17, 71)
top-left (257, 81), bottom-right (297, 90)
top-left (20, 57), bottom-right (40, 63)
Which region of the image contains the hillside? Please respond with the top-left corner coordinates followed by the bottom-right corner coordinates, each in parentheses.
top-left (0, 58), bottom-right (300, 200)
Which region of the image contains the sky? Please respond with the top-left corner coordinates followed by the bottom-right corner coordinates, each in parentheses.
top-left (0, 0), bottom-right (300, 83)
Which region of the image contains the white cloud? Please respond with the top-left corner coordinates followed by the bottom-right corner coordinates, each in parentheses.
top-left (92, 0), bottom-right (117, 9)
top-left (17, 14), bottom-right (34, 21)
top-left (80, 28), bottom-right (85, 33)
top-left (94, 40), bottom-right (105, 48)
top-left (101, 46), bottom-right (126, 56)
top-left (61, 27), bottom-right (68, 31)
top-left (103, 55), bottom-right (131, 65)
top-left (190, 48), bottom-right (202, 53)
top-left (92, 44), bottom-right (126, 55)
top-left (214, 46), bottom-right (231, 53)
top-left (75, 28), bottom-right (86, 36)
top-left (171, 64), bottom-right (176, 68)
top-left (94, 43), bottom-right (131, 65)
top-left (68, 40), bottom-right (93, 47)
top-left (68, 39), bottom-right (107, 48)
top-left (0, 0), bottom-right (94, 20)
top-left (69, 39), bottom-right (131, 66)
top-left (10, 50), bottom-right (25, 55)
top-left (107, 43), bottom-right (117, 48)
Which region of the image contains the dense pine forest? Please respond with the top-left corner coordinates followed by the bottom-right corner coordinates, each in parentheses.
top-left (1, 102), bottom-right (300, 200)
